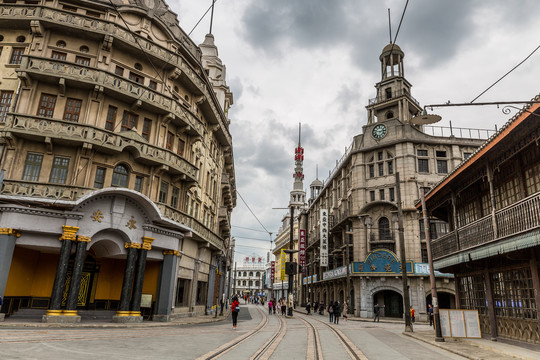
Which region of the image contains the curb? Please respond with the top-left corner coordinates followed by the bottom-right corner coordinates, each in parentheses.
top-left (402, 331), bottom-right (479, 360)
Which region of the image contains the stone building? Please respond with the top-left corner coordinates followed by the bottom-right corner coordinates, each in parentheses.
top-left (301, 43), bottom-right (492, 320)
top-left (232, 256), bottom-right (265, 298)
top-left (0, 0), bottom-right (235, 323)
top-left (421, 98), bottom-right (540, 343)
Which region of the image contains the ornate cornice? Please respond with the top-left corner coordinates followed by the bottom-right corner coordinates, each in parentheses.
top-left (77, 235), bottom-right (91, 243)
top-left (125, 242), bottom-right (142, 249)
top-left (142, 224), bottom-right (184, 239)
top-left (0, 205), bottom-right (84, 219)
top-left (142, 236), bottom-right (154, 250)
top-left (163, 250), bottom-right (181, 256)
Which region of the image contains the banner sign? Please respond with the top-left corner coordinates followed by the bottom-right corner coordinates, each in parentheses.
top-left (280, 250), bottom-right (286, 280)
top-left (323, 265), bottom-right (351, 280)
top-left (414, 263), bottom-right (454, 277)
top-left (320, 209), bottom-right (328, 266)
top-left (299, 229), bottom-right (306, 273)
top-left (352, 249), bottom-right (412, 274)
top-left (271, 261), bottom-right (275, 282)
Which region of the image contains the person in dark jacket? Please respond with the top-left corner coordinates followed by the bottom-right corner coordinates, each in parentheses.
top-left (306, 301), bottom-right (311, 315)
top-left (333, 301), bottom-right (341, 324)
top-left (231, 296), bottom-right (240, 329)
top-left (328, 302), bottom-right (334, 323)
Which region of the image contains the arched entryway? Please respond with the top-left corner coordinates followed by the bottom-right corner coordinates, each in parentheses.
top-left (373, 289), bottom-right (403, 318)
top-left (426, 292), bottom-right (456, 310)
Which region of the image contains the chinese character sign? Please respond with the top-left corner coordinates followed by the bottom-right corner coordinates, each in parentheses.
top-left (299, 229), bottom-right (306, 273)
top-left (271, 261), bottom-right (275, 282)
top-left (320, 209), bottom-right (328, 266)
top-left (280, 249), bottom-right (286, 280)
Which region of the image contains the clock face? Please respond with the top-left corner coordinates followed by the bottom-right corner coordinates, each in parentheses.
top-left (372, 124), bottom-right (387, 139)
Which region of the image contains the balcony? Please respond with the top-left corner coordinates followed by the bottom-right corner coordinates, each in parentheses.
top-left (156, 203), bottom-right (224, 251)
top-left (3, 114), bottom-right (199, 182)
top-left (0, 180), bottom-right (93, 201)
top-left (18, 56), bottom-right (204, 137)
top-left (431, 192), bottom-right (540, 261)
top-left (368, 89), bottom-right (420, 107)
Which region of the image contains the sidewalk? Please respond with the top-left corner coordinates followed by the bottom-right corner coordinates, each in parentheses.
top-left (0, 311), bottom-right (230, 328)
top-left (296, 308), bottom-right (540, 360)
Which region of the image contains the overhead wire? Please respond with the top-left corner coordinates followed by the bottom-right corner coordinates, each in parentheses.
top-left (236, 190), bottom-right (272, 235)
top-left (471, 44), bottom-right (540, 103)
top-left (231, 225), bottom-right (269, 233)
top-left (389, 0), bottom-right (409, 53)
top-left (188, 0), bottom-right (218, 36)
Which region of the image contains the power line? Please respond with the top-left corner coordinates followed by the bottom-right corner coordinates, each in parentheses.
top-left (471, 44), bottom-right (540, 103)
top-left (235, 244), bottom-right (270, 250)
top-left (233, 235), bottom-right (273, 242)
top-left (236, 190), bottom-right (272, 235)
top-left (232, 225), bottom-right (269, 233)
top-left (188, 0), bottom-right (218, 36)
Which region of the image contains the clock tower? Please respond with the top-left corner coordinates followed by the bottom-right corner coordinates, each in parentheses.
top-left (365, 43), bottom-right (422, 127)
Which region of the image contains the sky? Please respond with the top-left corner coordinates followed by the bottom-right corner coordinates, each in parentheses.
top-left (166, 0), bottom-right (540, 264)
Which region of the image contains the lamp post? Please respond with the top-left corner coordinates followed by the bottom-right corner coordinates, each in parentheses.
top-left (421, 189), bottom-right (445, 342)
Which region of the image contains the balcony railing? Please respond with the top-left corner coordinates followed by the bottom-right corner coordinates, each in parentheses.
top-left (0, 180), bottom-right (93, 201)
top-left (3, 114), bottom-right (199, 182)
top-left (368, 89), bottom-right (420, 107)
top-left (432, 192), bottom-right (540, 260)
top-left (19, 56), bottom-right (204, 137)
top-left (421, 123), bottom-right (496, 140)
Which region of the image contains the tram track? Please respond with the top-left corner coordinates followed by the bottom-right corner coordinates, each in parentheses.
top-left (295, 315), bottom-right (322, 360)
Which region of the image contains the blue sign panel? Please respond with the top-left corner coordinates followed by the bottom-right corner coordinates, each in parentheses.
top-left (352, 249), bottom-right (412, 274)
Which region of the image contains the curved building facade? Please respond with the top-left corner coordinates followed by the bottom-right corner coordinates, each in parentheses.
top-left (0, 0), bottom-right (235, 323)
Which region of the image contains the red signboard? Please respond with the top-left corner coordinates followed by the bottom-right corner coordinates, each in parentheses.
top-left (299, 229), bottom-right (306, 273)
top-left (271, 261), bottom-right (275, 282)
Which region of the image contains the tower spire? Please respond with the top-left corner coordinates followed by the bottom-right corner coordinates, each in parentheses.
top-left (209, 0), bottom-right (215, 34)
top-left (290, 123), bottom-right (306, 208)
top-left (388, 8), bottom-right (392, 43)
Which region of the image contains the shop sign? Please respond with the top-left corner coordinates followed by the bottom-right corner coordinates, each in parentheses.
top-left (320, 209), bottom-right (328, 266)
top-left (280, 250), bottom-right (286, 280)
top-left (414, 263), bottom-right (453, 277)
top-left (352, 249), bottom-right (412, 274)
top-left (299, 229), bottom-right (306, 273)
top-left (323, 265), bottom-right (351, 280)
top-left (271, 261), bottom-right (275, 282)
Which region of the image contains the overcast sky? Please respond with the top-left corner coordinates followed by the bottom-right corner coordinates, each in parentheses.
top-left (167, 0), bottom-right (540, 264)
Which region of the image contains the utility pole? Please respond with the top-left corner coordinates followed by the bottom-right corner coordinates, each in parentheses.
top-left (232, 261), bottom-right (237, 299)
top-left (287, 205), bottom-right (295, 316)
top-left (345, 222), bottom-right (353, 312)
top-left (421, 190), bottom-right (445, 342)
top-left (396, 172), bottom-right (412, 332)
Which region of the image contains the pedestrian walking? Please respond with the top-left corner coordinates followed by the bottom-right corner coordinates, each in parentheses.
top-left (334, 301), bottom-right (341, 324)
top-left (268, 299), bottom-right (273, 314)
top-left (281, 298), bottom-right (287, 316)
top-left (319, 303), bottom-right (324, 315)
top-left (374, 303), bottom-right (384, 322)
top-left (231, 296), bottom-right (240, 329)
top-left (343, 301), bottom-right (349, 321)
top-left (428, 304), bottom-right (434, 326)
top-left (410, 305), bottom-right (415, 323)
top-left (306, 300), bottom-right (311, 315)
top-left (272, 298), bottom-right (277, 314)
top-left (328, 303), bottom-right (334, 323)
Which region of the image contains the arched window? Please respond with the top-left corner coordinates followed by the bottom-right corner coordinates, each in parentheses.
top-left (386, 111), bottom-right (394, 119)
top-left (111, 164), bottom-right (129, 187)
top-left (255, 281), bottom-right (260, 286)
top-left (243, 280), bottom-right (246, 286)
top-left (256, 272), bottom-right (260, 277)
top-left (56, 40), bottom-right (66, 48)
top-left (134, 63), bottom-right (143, 71)
top-left (378, 217), bottom-right (392, 240)
top-left (249, 272), bottom-right (253, 277)
top-left (79, 45), bottom-right (89, 53)
top-left (243, 272), bottom-right (247, 277)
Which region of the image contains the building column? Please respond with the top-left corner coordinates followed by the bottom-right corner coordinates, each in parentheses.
top-left (64, 235), bottom-right (91, 317)
top-left (130, 236), bottom-right (154, 316)
top-left (484, 266), bottom-right (498, 341)
top-left (154, 250), bottom-right (180, 321)
top-left (45, 226), bottom-right (77, 317)
top-left (529, 249), bottom-right (540, 334)
top-left (190, 259), bottom-right (201, 312)
top-left (0, 228), bottom-right (20, 322)
top-left (207, 263), bottom-right (217, 314)
top-left (116, 242), bottom-right (139, 317)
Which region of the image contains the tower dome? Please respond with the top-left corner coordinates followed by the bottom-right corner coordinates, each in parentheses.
top-left (379, 43), bottom-right (404, 79)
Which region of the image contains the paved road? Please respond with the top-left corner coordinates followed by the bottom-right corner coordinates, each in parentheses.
top-left (0, 304), bottom-right (466, 360)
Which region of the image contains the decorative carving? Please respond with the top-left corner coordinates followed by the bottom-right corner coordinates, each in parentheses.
top-left (92, 210), bottom-right (104, 223)
top-left (59, 225), bottom-right (79, 241)
top-left (30, 20), bottom-right (44, 36)
top-left (0, 228), bottom-right (21, 237)
top-left (102, 35), bottom-right (113, 51)
top-left (126, 216), bottom-right (137, 230)
top-left (77, 235), bottom-right (91, 243)
top-left (370, 264), bottom-right (376, 271)
top-left (163, 250), bottom-right (181, 256)
top-left (125, 242), bottom-right (142, 249)
top-left (141, 236), bottom-right (154, 250)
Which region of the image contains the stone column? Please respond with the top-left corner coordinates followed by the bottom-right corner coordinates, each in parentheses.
top-left (190, 259), bottom-right (201, 313)
top-left (0, 228), bottom-right (20, 322)
top-left (45, 226), bottom-right (77, 318)
top-left (115, 242), bottom-right (139, 317)
top-left (130, 236), bottom-right (154, 316)
top-left (64, 235), bottom-right (91, 318)
top-left (207, 263), bottom-right (217, 315)
top-left (153, 250), bottom-right (180, 321)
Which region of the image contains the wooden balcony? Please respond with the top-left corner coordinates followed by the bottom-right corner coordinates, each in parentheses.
top-left (3, 113), bottom-right (199, 182)
top-left (432, 192), bottom-right (540, 261)
top-left (18, 56), bottom-right (204, 137)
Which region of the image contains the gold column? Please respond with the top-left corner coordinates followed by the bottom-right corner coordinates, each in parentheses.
top-left (0, 228), bottom-right (21, 237)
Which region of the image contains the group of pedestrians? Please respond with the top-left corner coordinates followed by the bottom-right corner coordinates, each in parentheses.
top-left (266, 297), bottom-right (289, 316)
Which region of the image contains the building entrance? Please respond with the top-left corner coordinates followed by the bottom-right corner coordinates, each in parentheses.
top-left (373, 290), bottom-right (403, 318)
top-left (426, 292), bottom-right (455, 310)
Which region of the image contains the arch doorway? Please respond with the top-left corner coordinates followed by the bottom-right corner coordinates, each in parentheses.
top-left (426, 292), bottom-right (455, 310)
top-left (373, 290), bottom-right (403, 318)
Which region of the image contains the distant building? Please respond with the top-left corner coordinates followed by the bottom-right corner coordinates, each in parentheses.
top-left (0, 0), bottom-right (235, 323)
top-left (233, 256), bottom-right (266, 297)
top-left (421, 98), bottom-right (540, 343)
top-left (301, 43), bottom-right (491, 320)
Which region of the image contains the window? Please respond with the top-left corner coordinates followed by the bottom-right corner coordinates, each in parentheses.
top-left (386, 111), bottom-right (394, 119)
top-left (129, 71), bottom-right (144, 84)
top-left (79, 45), bottom-right (89, 53)
top-left (378, 152), bottom-right (383, 161)
top-left (115, 66), bottom-right (124, 76)
top-left (0, 90), bottom-right (13, 122)
top-left (9, 47), bottom-right (25, 64)
top-left (435, 150), bottom-right (446, 158)
top-left (16, 35), bottom-right (25, 43)
top-left (94, 167), bottom-right (106, 188)
top-left (49, 156), bottom-right (70, 184)
top-left (389, 187), bottom-right (395, 202)
top-left (105, 105), bottom-right (117, 131)
top-left (437, 159), bottom-right (448, 174)
top-left (121, 111), bottom-right (138, 131)
top-left (86, 10), bottom-right (101, 18)
top-left (385, 88), bottom-right (392, 99)
top-left (75, 56), bottom-right (90, 66)
top-left (22, 152), bottom-right (43, 181)
top-left (378, 217), bottom-right (391, 240)
top-left (378, 163), bottom-right (384, 176)
top-left (142, 118), bottom-right (151, 141)
top-left (37, 93), bottom-right (57, 118)
top-left (421, 243), bottom-right (428, 263)
top-left (388, 161), bottom-right (394, 175)
top-left (134, 176), bottom-right (143, 192)
top-left (111, 164), bottom-right (129, 187)
top-left (166, 131), bottom-right (174, 150)
top-left (56, 40), bottom-right (66, 48)
top-left (177, 138), bottom-right (185, 156)
top-left (159, 180), bottom-right (169, 203)
top-left (464, 152), bottom-right (472, 160)
top-left (51, 51), bottom-right (67, 60)
top-left (134, 63), bottom-right (143, 71)
top-left (171, 186), bottom-right (179, 208)
top-left (379, 189), bottom-right (385, 200)
top-left (369, 165), bottom-right (374, 178)
top-left (417, 149), bottom-right (428, 157)
top-left (370, 191), bottom-right (375, 201)
top-left (148, 80), bottom-right (157, 90)
top-left (418, 159), bottom-right (429, 173)
top-left (63, 98), bottom-right (82, 122)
